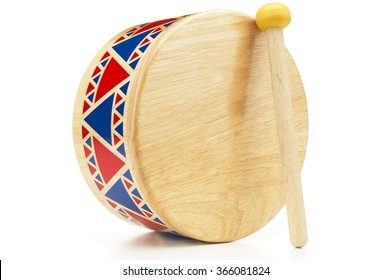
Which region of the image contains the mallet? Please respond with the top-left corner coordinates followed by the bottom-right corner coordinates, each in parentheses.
top-left (256, 3), bottom-right (308, 248)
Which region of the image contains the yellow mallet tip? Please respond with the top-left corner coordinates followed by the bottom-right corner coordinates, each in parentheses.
top-left (256, 3), bottom-right (291, 31)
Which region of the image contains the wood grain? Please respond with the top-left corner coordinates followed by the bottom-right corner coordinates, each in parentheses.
top-left (266, 28), bottom-right (308, 247)
top-left (128, 10), bottom-right (308, 242)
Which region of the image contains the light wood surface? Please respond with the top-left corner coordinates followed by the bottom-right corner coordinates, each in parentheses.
top-left (265, 28), bottom-right (308, 247)
top-left (130, 10), bottom-right (308, 242)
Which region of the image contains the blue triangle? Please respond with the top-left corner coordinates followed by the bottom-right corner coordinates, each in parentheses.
top-left (126, 32), bottom-right (134, 36)
top-left (117, 143), bottom-right (126, 157)
top-left (84, 94), bottom-right (114, 145)
top-left (93, 74), bottom-right (101, 84)
top-left (95, 174), bottom-right (103, 183)
top-left (85, 137), bottom-right (92, 147)
top-left (123, 170), bottom-right (133, 182)
top-left (141, 204), bottom-right (152, 213)
top-left (112, 30), bottom-right (152, 62)
top-left (129, 58), bottom-right (140, 70)
top-left (89, 156), bottom-right (96, 165)
top-left (120, 81), bottom-right (130, 95)
top-left (101, 59), bottom-right (109, 67)
top-left (163, 22), bottom-right (174, 27)
top-left (154, 217), bottom-right (164, 224)
top-left (115, 123), bottom-right (123, 136)
top-left (139, 43), bottom-right (150, 53)
top-left (131, 188), bottom-right (142, 199)
top-left (150, 31), bottom-right (162, 39)
top-left (116, 102), bottom-right (125, 116)
top-left (118, 208), bottom-right (126, 214)
top-left (87, 92), bottom-right (95, 103)
top-left (105, 179), bottom-right (144, 216)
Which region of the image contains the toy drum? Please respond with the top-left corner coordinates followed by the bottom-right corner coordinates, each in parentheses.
top-left (73, 7), bottom-right (308, 243)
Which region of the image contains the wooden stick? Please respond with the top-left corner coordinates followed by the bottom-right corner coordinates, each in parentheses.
top-left (256, 3), bottom-right (308, 248)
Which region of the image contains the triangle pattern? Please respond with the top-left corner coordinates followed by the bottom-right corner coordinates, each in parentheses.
top-left (93, 74), bottom-right (100, 84)
top-left (123, 170), bottom-right (133, 182)
top-left (95, 58), bottom-right (129, 103)
top-left (130, 52), bottom-right (139, 61)
top-left (85, 137), bottom-right (92, 147)
top-left (88, 164), bottom-right (96, 175)
top-left (87, 92), bottom-right (95, 103)
top-left (105, 179), bottom-right (144, 216)
top-left (139, 43), bottom-right (150, 53)
top-left (82, 126), bottom-right (89, 139)
top-left (150, 32), bottom-right (161, 39)
top-left (92, 66), bottom-right (101, 77)
top-left (107, 199), bottom-right (117, 209)
top-left (83, 145), bottom-right (92, 157)
top-left (120, 81), bottom-right (130, 95)
top-left (133, 196), bottom-right (142, 204)
top-left (133, 18), bottom-right (175, 35)
top-left (113, 113), bottom-right (120, 125)
top-left (117, 143), bottom-right (126, 157)
top-left (142, 204), bottom-right (152, 213)
top-left (143, 211), bottom-right (153, 218)
top-left (129, 58), bottom-right (140, 70)
top-left (112, 31), bottom-right (152, 62)
top-left (113, 134), bottom-right (121, 145)
top-left (93, 137), bottom-right (125, 183)
top-left (89, 156), bottom-right (96, 165)
top-left (115, 123), bottom-right (123, 136)
top-left (82, 101), bottom-right (90, 113)
top-left (116, 102), bottom-right (125, 115)
top-left (124, 209), bottom-right (167, 231)
top-left (95, 174), bottom-right (103, 183)
top-left (101, 59), bottom-right (109, 67)
top-left (86, 83), bottom-right (94, 94)
top-left (115, 94), bottom-right (122, 104)
top-left (84, 94), bottom-right (114, 145)
top-left (100, 51), bottom-right (110, 61)
top-left (95, 181), bottom-right (104, 191)
top-left (124, 179), bottom-right (132, 189)
top-left (131, 188), bottom-right (141, 199)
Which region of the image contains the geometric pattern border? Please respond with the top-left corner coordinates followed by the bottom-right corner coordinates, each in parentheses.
top-left (79, 17), bottom-right (184, 233)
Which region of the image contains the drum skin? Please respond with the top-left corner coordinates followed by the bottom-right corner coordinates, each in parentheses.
top-left (73, 10), bottom-right (308, 242)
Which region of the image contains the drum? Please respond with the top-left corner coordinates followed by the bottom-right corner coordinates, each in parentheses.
top-left (73, 9), bottom-right (308, 242)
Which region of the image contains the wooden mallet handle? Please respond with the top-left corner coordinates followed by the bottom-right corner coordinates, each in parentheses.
top-left (256, 3), bottom-right (308, 248)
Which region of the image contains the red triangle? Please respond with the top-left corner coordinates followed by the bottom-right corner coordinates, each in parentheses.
top-left (133, 196), bottom-right (142, 204)
top-left (114, 36), bottom-right (125, 43)
top-left (123, 209), bottom-right (167, 231)
top-left (88, 164), bottom-right (96, 175)
top-left (113, 113), bottom-right (120, 125)
top-left (82, 101), bottom-right (90, 113)
top-left (95, 181), bottom-right (104, 191)
top-left (115, 94), bottom-right (123, 104)
top-left (100, 51), bottom-right (110, 61)
top-left (143, 211), bottom-right (153, 218)
top-left (133, 18), bottom-right (175, 35)
top-left (127, 27), bottom-right (137, 33)
top-left (93, 137), bottom-right (125, 183)
top-left (130, 52), bottom-right (139, 61)
top-left (141, 38), bottom-right (150, 45)
top-left (113, 134), bottom-right (121, 145)
top-left (92, 66), bottom-right (101, 77)
top-left (106, 200), bottom-right (117, 209)
top-left (152, 27), bottom-right (162, 34)
top-left (124, 180), bottom-right (132, 190)
top-left (86, 83), bottom-right (94, 94)
top-left (95, 58), bottom-right (130, 103)
top-left (83, 145), bottom-right (92, 157)
top-left (82, 126), bottom-right (89, 139)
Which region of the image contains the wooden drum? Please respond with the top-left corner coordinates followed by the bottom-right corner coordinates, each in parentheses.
top-left (73, 9), bottom-right (308, 243)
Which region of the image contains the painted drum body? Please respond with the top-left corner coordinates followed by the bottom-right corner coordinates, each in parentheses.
top-left (73, 11), bottom-right (308, 242)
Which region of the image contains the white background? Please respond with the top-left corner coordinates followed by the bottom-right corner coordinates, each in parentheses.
top-left (1, 0), bottom-right (391, 279)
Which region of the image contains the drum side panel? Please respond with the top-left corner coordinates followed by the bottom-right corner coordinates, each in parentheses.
top-left (134, 11), bottom-right (308, 242)
top-left (73, 17), bottom-right (185, 233)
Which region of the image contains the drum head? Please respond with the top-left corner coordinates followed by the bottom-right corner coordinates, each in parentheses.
top-left (130, 10), bottom-right (308, 241)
